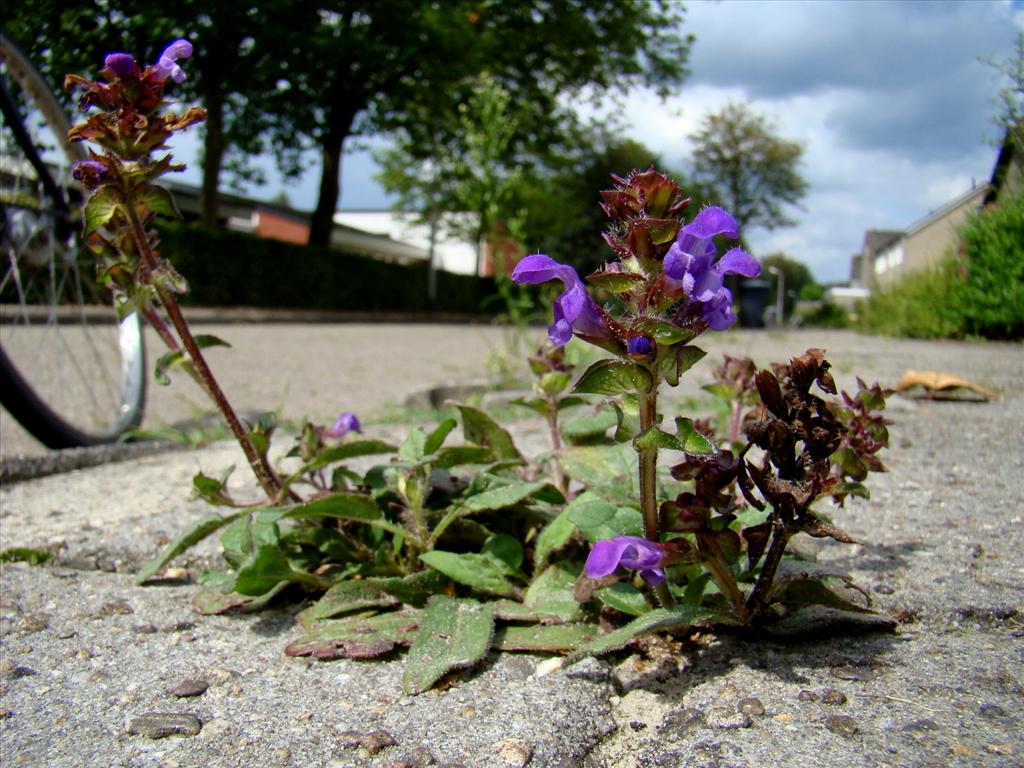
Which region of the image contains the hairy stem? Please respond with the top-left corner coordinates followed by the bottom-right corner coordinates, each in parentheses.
top-left (544, 400), bottom-right (569, 497)
top-left (638, 380), bottom-right (674, 608)
top-left (745, 516), bottom-right (793, 619)
top-left (702, 556), bottom-right (749, 623)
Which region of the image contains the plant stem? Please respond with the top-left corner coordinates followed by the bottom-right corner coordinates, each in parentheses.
top-left (702, 556), bottom-right (750, 623)
top-left (544, 400), bottom-right (569, 497)
top-left (638, 378), bottom-right (674, 608)
top-left (745, 516), bottom-right (793, 619)
top-left (120, 198), bottom-right (280, 500)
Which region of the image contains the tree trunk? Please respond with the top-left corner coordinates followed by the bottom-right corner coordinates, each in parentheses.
top-left (309, 108), bottom-right (357, 247)
top-left (199, 73), bottom-right (225, 229)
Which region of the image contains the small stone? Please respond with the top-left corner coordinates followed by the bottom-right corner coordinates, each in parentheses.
top-left (706, 706), bottom-right (753, 729)
top-left (17, 614), bottom-right (48, 633)
top-left (57, 629), bottom-right (77, 640)
top-left (773, 713), bottom-right (792, 723)
top-left (824, 715), bottom-right (858, 737)
top-left (822, 689), bottom-right (847, 706)
top-left (901, 718), bottom-right (940, 733)
top-left (161, 621), bottom-right (196, 633)
top-left (0, 661), bottom-right (13, 675)
top-left (717, 682), bottom-right (739, 698)
top-left (737, 697), bottom-right (765, 716)
top-left (978, 702), bottom-right (1006, 719)
top-left (271, 748), bottom-right (291, 763)
top-left (830, 665), bottom-right (877, 682)
top-left (336, 729), bottom-right (363, 748)
top-left (985, 743), bottom-right (1013, 756)
top-left (494, 738), bottom-right (532, 767)
top-left (127, 713), bottom-right (202, 739)
top-left (797, 689), bottom-right (819, 702)
top-left (629, 721), bottom-right (647, 731)
top-left (950, 744), bottom-right (972, 757)
top-left (361, 731), bottom-right (398, 755)
top-left (657, 707), bottom-right (705, 735)
top-left (0, 708), bottom-right (12, 719)
top-left (96, 600), bottom-right (133, 617)
top-left (874, 584), bottom-right (895, 595)
top-left (5, 666), bottom-right (38, 680)
top-left (398, 745), bottom-right (436, 767)
top-left (163, 567), bottom-right (189, 581)
top-left (459, 706), bottom-right (478, 718)
top-left (132, 623), bottom-right (158, 634)
top-left (168, 679), bottom-right (209, 698)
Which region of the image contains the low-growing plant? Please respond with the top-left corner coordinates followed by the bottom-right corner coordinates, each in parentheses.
top-left (66, 44), bottom-right (896, 693)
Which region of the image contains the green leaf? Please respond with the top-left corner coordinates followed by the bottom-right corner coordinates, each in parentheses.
top-left (233, 544), bottom-right (305, 596)
top-left (192, 581), bottom-right (288, 615)
top-left (154, 334), bottom-right (230, 385)
top-left (0, 547), bottom-right (52, 566)
top-left (565, 492), bottom-right (643, 542)
top-left (561, 407), bottom-right (618, 445)
top-left (493, 623), bottom-right (598, 652)
top-left (524, 562), bottom-right (582, 622)
top-left (534, 507), bottom-right (577, 570)
top-left (424, 418), bottom-right (457, 455)
top-left (483, 534), bottom-right (524, 571)
top-left (610, 394), bottom-right (641, 442)
top-left (432, 445), bottom-right (494, 469)
top-left (138, 183), bottom-right (181, 219)
top-left (419, 551), bottom-right (515, 595)
top-left (455, 403), bottom-right (523, 461)
top-left (283, 493), bottom-right (381, 522)
top-left (633, 418), bottom-right (716, 455)
top-left (631, 318), bottom-right (693, 346)
top-left (220, 510), bottom-right (283, 569)
top-left (463, 480), bottom-right (563, 513)
top-left (586, 271), bottom-right (646, 293)
top-left (191, 466), bottom-right (236, 506)
top-left (573, 359), bottom-right (652, 396)
top-left (662, 345), bottom-right (707, 386)
top-left (539, 371), bottom-right (572, 396)
top-left (403, 597), bottom-right (495, 694)
top-left (574, 604), bottom-right (717, 658)
top-left (595, 582), bottom-right (650, 616)
top-left (509, 396), bottom-right (549, 416)
top-left (83, 186), bottom-right (123, 234)
top-left (299, 440), bottom-right (397, 474)
top-left (558, 444), bottom-right (638, 498)
top-left (286, 608), bottom-right (423, 659)
top-left (702, 382), bottom-right (738, 402)
top-left (399, 426), bottom-right (428, 462)
top-left (763, 605), bottom-right (897, 639)
top-left (137, 513), bottom-right (243, 583)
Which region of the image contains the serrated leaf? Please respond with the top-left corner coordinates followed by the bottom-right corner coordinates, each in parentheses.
top-left (524, 562), bottom-right (582, 622)
top-left (573, 359), bottom-right (652, 396)
top-left (534, 507), bottom-right (577, 570)
top-left (595, 582), bottom-right (650, 616)
top-left (300, 440), bottom-right (397, 474)
top-left (403, 597), bottom-right (495, 694)
top-left (137, 513), bottom-right (243, 583)
top-left (138, 183), bottom-right (181, 219)
top-left (674, 417), bottom-right (717, 454)
top-left (286, 608), bottom-right (423, 659)
top-left (574, 604), bottom-right (717, 658)
top-left (419, 551), bottom-right (515, 595)
top-left (454, 403), bottom-right (523, 461)
top-left (494, 623), bottom-right (598, 652)
top-left (83, 186), bottom-right (123, 234)
top-left (424, 418), bottom-right (457, 455)
top-left (463, 480), bottom-right (563, 513)
top-left (565, 492), bottom-right (643, 542)
top-left (283, 493), bottom-right (381, 522)
top-left (561, 407), bottom-right (618, 445)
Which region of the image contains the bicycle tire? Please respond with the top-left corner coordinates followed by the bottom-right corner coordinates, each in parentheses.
top-left (1, 31), bottom-right (146, 449)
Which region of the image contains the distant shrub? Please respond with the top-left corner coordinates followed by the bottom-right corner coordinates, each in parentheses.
top-left (799, 300), bottom-right (848, 328)
top-left (858, 193), bottom-right (1023, 340)
top-left (155, 223), bottom-right (495, 316)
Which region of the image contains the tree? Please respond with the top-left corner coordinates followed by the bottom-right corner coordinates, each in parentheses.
top-left (296, 0), bottom-right (693, 246)
top-left (689, 103), bottom-right (809, 236)
top-left (981, 30), bottom-right (1024, 155)
top-left (759, 253), bottom-right (815, 318)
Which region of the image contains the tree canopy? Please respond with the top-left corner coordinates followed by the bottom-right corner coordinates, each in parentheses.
top-left (689, 102), bottom-right (808, 236)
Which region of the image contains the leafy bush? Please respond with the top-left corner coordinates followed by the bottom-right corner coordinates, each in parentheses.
top-left (156, 222), bottom-right (496, 315)
top-left (799, 300), bottom-right (848, 328)
top-left (858, 194), bottom-right (1024, 340)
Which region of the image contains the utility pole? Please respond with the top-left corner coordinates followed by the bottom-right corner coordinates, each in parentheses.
top-left (768, 265), bottom-right (785, 326)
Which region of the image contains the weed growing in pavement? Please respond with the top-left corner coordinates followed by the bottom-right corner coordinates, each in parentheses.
top-left (68, 45), bottom-right (893, 693)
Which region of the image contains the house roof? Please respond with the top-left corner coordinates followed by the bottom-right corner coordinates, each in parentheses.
top-left (904, 184), bottom-right (988, 237)
top-left (862, 229), bottom-right (903, 255)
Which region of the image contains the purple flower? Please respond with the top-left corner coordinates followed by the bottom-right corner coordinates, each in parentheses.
top-left (585, 535), bottom-right (666, 586)
top-left (511, 254), bottom-right (606, 346)
top-left (627, 336), bottom-right (652, 356)
top-left (153, 39), bottom-right (193, 84)
top-left (326, 411), bottom-right (362, 438)
top-left (663, 207), bottom-right (760, 331)
top-left (103, 53), bottom-right (137, 78)
top-left (71, 160), bottom-right (110, 189)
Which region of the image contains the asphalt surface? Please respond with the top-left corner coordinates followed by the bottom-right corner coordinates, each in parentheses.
top-left (1, 326), bottom-right (1022, 767)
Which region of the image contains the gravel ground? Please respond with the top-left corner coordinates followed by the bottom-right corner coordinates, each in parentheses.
top-left (1, 328), bottom-right (1022, 767)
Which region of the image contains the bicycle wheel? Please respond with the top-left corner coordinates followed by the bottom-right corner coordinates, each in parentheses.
top-left (0, 31), bottom-right (146, 449)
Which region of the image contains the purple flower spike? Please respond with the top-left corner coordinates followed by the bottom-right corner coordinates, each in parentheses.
top-left (512, 253), bottom-right (606, 346)
top-left (103, 53), bottom-right (138, 78)
top-left (71, 160), bottom-right (109, 189)
top-left (327, 411), bottom-right (362, 438)
top-left (585, 535), bottom-right (666, 586)
top-left (153, 39), bottom-right (193, 84)
top-left (662, 206), bottom-right (760, 331)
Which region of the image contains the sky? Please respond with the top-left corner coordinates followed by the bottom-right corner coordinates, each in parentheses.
top-left (173, 0), bottom-right (1023, 283)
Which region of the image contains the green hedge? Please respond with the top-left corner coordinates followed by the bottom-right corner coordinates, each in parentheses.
top-left (155, 223), bottom-right (496, 315)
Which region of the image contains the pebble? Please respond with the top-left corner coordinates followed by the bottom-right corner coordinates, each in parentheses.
top-left (823, 715), bottom-right (858, 737)
top-left (901, 718), bottom-right (940, 732)
top-left (336, 730), bottom-right (364, 749)
top-left (978, 702), bottom-right (1006, 719)
top-left (0, 708), bottom-right (12, 719)
top-left (737, 697), bottom-right (765, 716)
top-left (126, 713), bottom-right (202, 739)
top-left (706, 706), bottom-right (753, 729)
top-left (874, 584), bottom-right (895, 594)
top-left (494, 738), bottom-right (532, 767)
top-left (96, 600), bottom-right (134, 616)
top-left (657, 707), bottom-right (704, 735)
top-left (797, 689), bottom-right (818, 702)
top-left (168, 679), bottom-right (210, 698)
top-left (17, 614), bottom-right (48, 633)
top-left (831, 665), bottom-right (878, 682)
top-left (985, 743), bottom-right (1013, 755)
top-left (389, 745), bottom-right (436, 767)
top-left (822, 689), bottom-right (847, 706)
top-left (361, 731), bottom-right (398, 755)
